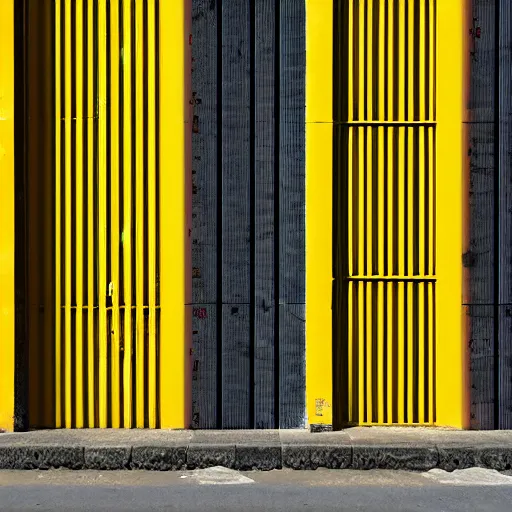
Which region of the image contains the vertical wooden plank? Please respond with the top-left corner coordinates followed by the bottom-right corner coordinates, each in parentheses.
top-left (191, 0), bottom-right (218, 429)
top-left (498, 0), bottom-right (512, 429)
top-left (279, 0), bottom-right (306, 428)
top-left (254, 0), bottom-right (276, 429)
top-left (190, 305), bottom-right (217, 428)
top-left (468, 305), bottom-right (495, 429)
top-left (467, 0), bottom-right (496, 431)
top-left (221, 0), bottom-right (251, 428)
top-left (279, 304), bottom-right (305, 428)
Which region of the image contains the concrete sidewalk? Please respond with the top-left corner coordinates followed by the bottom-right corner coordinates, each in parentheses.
top-left (1, 427), bottom-right (512, 471)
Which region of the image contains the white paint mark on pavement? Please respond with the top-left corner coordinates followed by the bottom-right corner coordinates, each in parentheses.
top-left (188, 466), bottom-right (255, 485)
top-left (422, 468), bottom-right (512, 486)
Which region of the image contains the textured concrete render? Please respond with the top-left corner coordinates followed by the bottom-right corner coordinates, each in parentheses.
top-left (1, 428), bottom-right (512, 471)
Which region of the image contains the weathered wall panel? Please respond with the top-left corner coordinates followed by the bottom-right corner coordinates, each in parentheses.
top-left (191, 0), bottom-right (306, 429)
top-left (469, 0), bottom-right (512, 429)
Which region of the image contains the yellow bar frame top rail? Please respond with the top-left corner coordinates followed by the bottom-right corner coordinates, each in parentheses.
top-left (160, 0), bottom-right (192, 428)
top-left (0, 0), bottom-right (15, 432)
top-left (306, 0), bottom-right (333, 427)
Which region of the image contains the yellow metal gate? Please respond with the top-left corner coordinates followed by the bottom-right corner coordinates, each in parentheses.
top-left (334, 0), bottom-right (436, 425)
top-left (26, 0), bottom-right (190, 429)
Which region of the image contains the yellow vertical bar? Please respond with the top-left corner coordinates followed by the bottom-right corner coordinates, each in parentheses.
top-left (366, 126), bottom-right (373, 423)
top-left (387, 283), bottom-right (394, 422)
top-left (377, 2), bottom-right (385, 423)
top-left (0, 0), bottom-right (15, 432)
top-left (377, 281), bottom-right (384, 423)
top-left (87, 0), bottom-right (95, 428)
top-left (347, 0), bottom-right (353, 121)
top-left (438, 0), bottom-right (467, 429)
top-left (348, 279), bottom-right (353, 422)
top-left (366, 282), bottom-right (373, 424)
top-left (407, 282), bottom-right (414, 423)
top-left (98, 0), bottom-right (108, 428)
top-left (398, 0), bottom-right (405, 121)
top-left (428, 283), bottom-right (434, 422)
top-left (135, 0), bottom-right (145, 428)
top-left (387, 127), bottom-right (394, 421)
top-left (64, 0), bottom-right (72, 429)
top-left (160, 0), bottom-right (193, 428)
top-left (388, 0), bottom-right (394, 120)
top-left (428, 0), bottom-right (434, 121)
top-left (407, 128), bottom-right (414, 422)
top-left (110, 0), bottom-right (121, 429)
top-left (347, 128), bottom-right (353, 421)
top-left (419, 0), bottom-right (426, 122)
top-left (408, 0), bottom-right (414, 120)
top-left (378, 0), bottom-right (385, 121)
top-left (367, 0), bottom-right (373, 120)
top-left (55, 0), bottom-right (62, 429)
top-left (418, 281), bottom-right (425, 423)
top-left (367, 129), bottom-right (373, 277)
top-left (358, 282), bottom-right (365, 422)
top-left (358, 139), bottom-right (365, 276)
top-left (123, 0), bottom-right (133, 428)
top-left (428, 128), bottom-right (434, 276)
top-left (419, 135), bottom-right (426, 276)
top-left (397, 281), bottom-right (405, 423)
top-left (75, 0), bottom-right (84, 428)
top-left (148, 0), bottom-right (157, 429)
top-left (358, 127), bottom-right (365, 423)
top-left (358, 0), bottom-right (364, 120)
top-left (418, 127), bottom-right (426, 423)
top-left (377, 131), bottom-right (385, 423)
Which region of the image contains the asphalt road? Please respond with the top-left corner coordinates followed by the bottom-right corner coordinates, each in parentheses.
top-left (1, 468), bottom-right (512, 511)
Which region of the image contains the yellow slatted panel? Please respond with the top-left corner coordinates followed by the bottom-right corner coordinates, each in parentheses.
top-left (135, 0), bottom-right (145, 428)
top-left (111, 0), bottom-right (121, 429)
top-left (48, 0), bottom-right (166, 428)
top-left (76, 0), bottom-right (85, 428)
top-left (55, 0), bottom-right (62, 429)
top-left (337, 0), bottom-right (437, 426)
top-left (123, 0), bottom-right (133, 429)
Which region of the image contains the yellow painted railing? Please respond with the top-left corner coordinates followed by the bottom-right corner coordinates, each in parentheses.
top-left (335, 0), bottom-right (437, 425)
top-left (23, 0), bottom-right (191, 429)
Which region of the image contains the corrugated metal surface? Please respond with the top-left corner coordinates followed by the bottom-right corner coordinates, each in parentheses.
top-left (28, 0), bottom-right (164, 429)
top-left (334, 0), bottom-right (436, 425)
top-left (468, 0), bottom-right (512, 429)
top-left (191, 0), bottom-right (306, 429)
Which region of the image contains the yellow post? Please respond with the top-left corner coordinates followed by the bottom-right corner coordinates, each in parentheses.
top-left (306, 0), bottom-right (333, 427)
top-left (159, 0), bottom-right (192, 428)
top-left (436, 0), bottom-right (469, 428)
top-left (0, 0), bottom-right (15, 432)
